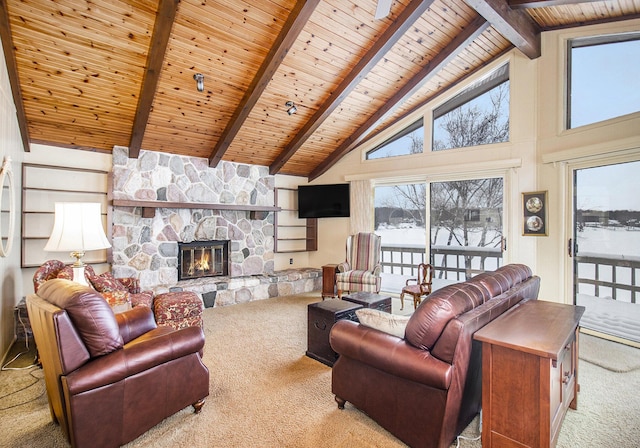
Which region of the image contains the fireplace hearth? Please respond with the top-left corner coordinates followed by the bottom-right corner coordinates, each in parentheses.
top-left (178, 240), bottom-right (230, 281)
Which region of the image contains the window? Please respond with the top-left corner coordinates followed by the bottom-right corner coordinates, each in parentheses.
top-left (568, 34), bottom-right (640, 129)
top-left (366, 119), bottom-right (423, 160)
top-left (374, 177), bottom-right (504, 294)
top-left (430, 178), bottom-right (504, 281)
top-left (432, 64), bottom-right (509, 151)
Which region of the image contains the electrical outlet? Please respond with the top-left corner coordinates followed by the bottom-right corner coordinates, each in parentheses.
top-left (289, 258), bottom-right (293, 265)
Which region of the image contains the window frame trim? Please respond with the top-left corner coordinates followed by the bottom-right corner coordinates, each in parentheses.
top-left (566, 32), bottom-right (640, 130)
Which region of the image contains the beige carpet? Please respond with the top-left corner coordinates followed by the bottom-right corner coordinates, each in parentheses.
top-left (1, 293), bottom-right (639, 447)
top-left (578, 333), bottom-right (640, 372)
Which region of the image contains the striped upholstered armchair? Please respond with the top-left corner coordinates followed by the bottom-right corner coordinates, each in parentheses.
top-left (336, 232), bottom-right (382, 298)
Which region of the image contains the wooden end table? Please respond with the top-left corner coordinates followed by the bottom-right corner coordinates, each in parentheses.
top-left (474, 300), bottom-right (585, 448)
top-left (321, 264), bottom-right (338, 299)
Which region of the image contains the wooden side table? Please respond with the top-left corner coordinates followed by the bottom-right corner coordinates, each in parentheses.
top-left (322, 264), bottom-right (338, 299)
top-left (474, 300), bottom-right (585, 448)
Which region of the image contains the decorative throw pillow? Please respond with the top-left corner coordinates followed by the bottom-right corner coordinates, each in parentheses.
top-left (355, 308), bottom-right (411, 338)
top-left (101, 289), bottom-right (131, 307)
top-left (90, 271), bottom-right (128, 294)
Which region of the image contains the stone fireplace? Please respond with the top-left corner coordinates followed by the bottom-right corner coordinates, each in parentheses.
top-left (110, 147), bottom-right (276, 293)
top-left (178, 240), bottom-right (229, 281)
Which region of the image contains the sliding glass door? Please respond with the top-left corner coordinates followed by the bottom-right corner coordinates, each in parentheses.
top-left (573, 160), bottom-right (640, 344)
top-left (430, 178), bottom-right (504, 282)
top-left (374, 177), bottom-right (504, 294)
top-left (375, 183), bottom-right (427, 293)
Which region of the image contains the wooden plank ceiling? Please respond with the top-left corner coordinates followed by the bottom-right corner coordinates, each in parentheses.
top-left (1, 0), bottom-right (638, 179)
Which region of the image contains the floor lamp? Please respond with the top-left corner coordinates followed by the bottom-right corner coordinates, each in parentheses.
top-left (44, 202), bottom-right (112, 286)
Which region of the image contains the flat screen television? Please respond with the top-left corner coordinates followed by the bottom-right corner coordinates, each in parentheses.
top-left (298, 183), bottom-right (350, 218)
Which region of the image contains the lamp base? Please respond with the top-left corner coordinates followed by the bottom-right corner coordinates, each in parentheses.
top-left (72, 265), bottom-right (89, 286)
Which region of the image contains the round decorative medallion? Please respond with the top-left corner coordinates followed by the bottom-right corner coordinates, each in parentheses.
top-left (526, 196), bottom-right (543, 213)
top-left (526, 215), bottom-right (543, 232)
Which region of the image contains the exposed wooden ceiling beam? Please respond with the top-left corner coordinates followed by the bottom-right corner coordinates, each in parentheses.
top-left (208, 0), bottom-right (320, 168)
top-left (465, 0), bottom-right (541, 59)
top-left (309, 15), bottom-right (489, 181)
top-left (508, 0), bottom-right (601, 9)
top-left (0, 0), bottom-right (30, 152)
top-left (128, 0), bottom-right (179, 159)
top-left (269, 0), bottom-right (436, 175)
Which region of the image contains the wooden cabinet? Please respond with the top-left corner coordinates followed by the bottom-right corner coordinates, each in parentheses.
top-left (474, 300), bottom-right (585, 448)
top-left (322, 264), bottom-right (338, 299)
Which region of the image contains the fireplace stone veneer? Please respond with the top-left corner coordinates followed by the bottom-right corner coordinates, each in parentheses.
top-left (110, 147), bottom-right (280, 297)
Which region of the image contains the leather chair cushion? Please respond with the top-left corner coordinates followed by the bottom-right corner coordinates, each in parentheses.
top-left (38, 279), bottom-right (124, 357)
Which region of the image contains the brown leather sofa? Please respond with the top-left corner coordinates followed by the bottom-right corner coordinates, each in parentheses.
top-left (330, 264), bottom-right (540, 448)
top-left (26, 279), bottom-right (210, 448)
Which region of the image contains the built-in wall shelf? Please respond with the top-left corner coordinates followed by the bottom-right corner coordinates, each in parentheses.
top-left (112, 199), bottom-right (280, 218)
top-left (22, 163), bottom-right (110, 268)
top-left (274, 188), bottom-right (317, 253)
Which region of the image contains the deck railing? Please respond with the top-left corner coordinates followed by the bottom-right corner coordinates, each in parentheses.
top-left (380, 244), bottom-right (503, 281)
top-left (575, 252), bottom-right (640, 303)
top-left (381, 245), bottom-right (639, 303)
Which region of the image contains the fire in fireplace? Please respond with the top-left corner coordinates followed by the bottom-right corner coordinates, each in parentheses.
top-left (178, 240), bottom-right (230, 281)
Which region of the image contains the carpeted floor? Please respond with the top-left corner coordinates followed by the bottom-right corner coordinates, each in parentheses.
top-left (1, 293), bottom-right (639, 447)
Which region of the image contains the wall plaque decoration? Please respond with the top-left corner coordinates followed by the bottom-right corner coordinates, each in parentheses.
top-left (523, 191), bottom-right (547, 236)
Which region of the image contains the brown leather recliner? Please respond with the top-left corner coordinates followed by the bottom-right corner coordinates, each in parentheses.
top-left (26, 279), bottom-right (210, 448)
top-left (330, 264), bottom-right (540, 448)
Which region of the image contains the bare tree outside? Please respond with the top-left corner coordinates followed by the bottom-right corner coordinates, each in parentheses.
top-left (433, 82), bottom-right (509, 151)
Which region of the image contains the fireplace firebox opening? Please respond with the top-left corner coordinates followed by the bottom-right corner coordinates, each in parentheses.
top-left (178, 240), bottom-right (230, 281)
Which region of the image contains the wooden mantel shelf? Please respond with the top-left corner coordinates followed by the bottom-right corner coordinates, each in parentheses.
top-left (112, 199), bottom-right (281, 218)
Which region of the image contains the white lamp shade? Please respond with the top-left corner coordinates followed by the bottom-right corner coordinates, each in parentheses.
top-left (44, 202), bottom-right (111, 253)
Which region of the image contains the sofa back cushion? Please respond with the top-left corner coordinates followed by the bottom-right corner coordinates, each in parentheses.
top-left (37, 279), bottom-right (124, 357)
top-left (405, 283), bottom-right (486, 350)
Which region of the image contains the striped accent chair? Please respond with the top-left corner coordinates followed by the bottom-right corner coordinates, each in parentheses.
top-left (336, 232), bottom-right (382, 298)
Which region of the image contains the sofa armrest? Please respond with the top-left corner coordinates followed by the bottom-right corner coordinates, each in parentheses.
top-left (336, 262), bottom-right (350, 273)
top-left (65, 326), bottom-right (205, 395)
top-left (330, 320), bottom-right (452, 390)
top-left (115, 306), bottom-right (157, 343)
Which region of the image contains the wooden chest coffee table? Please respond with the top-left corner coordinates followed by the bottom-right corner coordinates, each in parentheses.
top-left (306, 299), bottom-right (362, 367)
top-left (342, 291), bottom-right (392, 313)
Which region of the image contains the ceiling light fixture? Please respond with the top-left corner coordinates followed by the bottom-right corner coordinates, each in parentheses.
top-left (285, 101), bottom-right (297, 115)
top-left (194, 73), bottom-right (204, 92)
